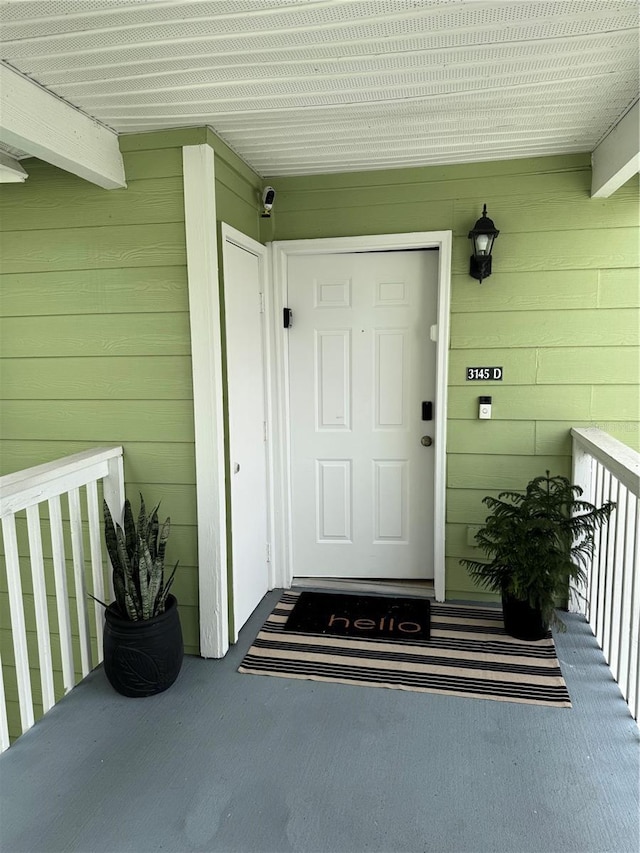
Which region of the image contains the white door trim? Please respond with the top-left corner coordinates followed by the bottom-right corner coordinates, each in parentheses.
top-left (269, 232), bottom-right (452, 602)
top-left (183, 144), bottom-right (228, 658)
top-left (221, 223), bottom-right (277, 607)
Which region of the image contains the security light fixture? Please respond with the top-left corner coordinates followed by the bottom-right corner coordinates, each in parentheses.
top-left (261, 186), bottom-right (276, 217)
top-left (468, 204), bottom-right (499, 283)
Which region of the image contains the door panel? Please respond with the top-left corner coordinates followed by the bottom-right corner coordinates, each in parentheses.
top-left (224, 240), bottom-right (269, 635)
top-left (287, 250), bottom-right (438, 579)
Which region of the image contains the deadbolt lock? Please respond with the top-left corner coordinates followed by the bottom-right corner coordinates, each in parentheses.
top-left (421, 435), bottom-right (433, 447)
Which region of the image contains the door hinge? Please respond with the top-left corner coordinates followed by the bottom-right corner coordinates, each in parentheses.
top-left (266, 543), bottom-right (271, 563)
top-left (263, 421), bottom-right (268, 442)
top-left (283, 307), bottom-right (293, 328)
top-left (259, 291), bottom-right (265, 314)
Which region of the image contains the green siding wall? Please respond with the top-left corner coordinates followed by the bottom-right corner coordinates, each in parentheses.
top-left (265, 154), bottom-right (640, 599)
top-left (0, 127), bottom-right (261, 739)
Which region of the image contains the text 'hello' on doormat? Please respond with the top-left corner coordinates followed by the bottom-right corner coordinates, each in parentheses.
top-left (283, 590), bottom-right (431, 641)
top-left (238, 590), bottom-right (572, 708)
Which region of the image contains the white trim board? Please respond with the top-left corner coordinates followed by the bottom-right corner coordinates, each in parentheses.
top-left (0, 151), bottom-right (28, 183)
top-left (268, 232), bottom-right (452, 602)
top-left (591, 100), bottom-right (640, 198)
top-left (0, 63), bottom-right (126, 190)
top-left (292, 577), bottom-right (435, 599)
top-left (183, 144), bottom-right (228, 658)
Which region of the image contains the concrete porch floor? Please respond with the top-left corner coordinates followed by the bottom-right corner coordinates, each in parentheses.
top-left (1, 589), bottom-right (638, 853)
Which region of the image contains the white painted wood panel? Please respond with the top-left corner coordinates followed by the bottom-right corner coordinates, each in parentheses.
top-left (375, 330), bottom-right (405, 427)
top-left (374, 460), bottom-right (408, 542)
top-left (287, 249), bottom-right (438, 579)
top-left (316, 330), bottom-right (350, 430)
top-left (316, 460), bottom-right (351, 541)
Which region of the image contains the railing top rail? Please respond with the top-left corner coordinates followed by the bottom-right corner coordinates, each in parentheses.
top-left (571, 428), bottom-right (640, 496)
top-left (0, 447), bottom-right (124, 518)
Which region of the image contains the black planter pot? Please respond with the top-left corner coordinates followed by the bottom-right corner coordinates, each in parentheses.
top-left (103, 594), bottom-right (183, 697)
top-left (501, 591), bottom-right (548, 641)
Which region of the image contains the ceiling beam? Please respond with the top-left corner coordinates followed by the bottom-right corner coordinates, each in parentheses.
top-left (0, 151), bottom-right (28, 183)
top-left (591, 101), bottom-right (639, 198)
top-left (0, 63), bottom-right (126, 189)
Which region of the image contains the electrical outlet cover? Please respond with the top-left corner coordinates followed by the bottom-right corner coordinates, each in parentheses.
top-left (466, 525), bottom-right (481, 546)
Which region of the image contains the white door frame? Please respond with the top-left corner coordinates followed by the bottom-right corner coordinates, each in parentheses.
top-left (268, 232), bottom-right (452, 602)
top-left (220, 224), bottom-right (277, 627)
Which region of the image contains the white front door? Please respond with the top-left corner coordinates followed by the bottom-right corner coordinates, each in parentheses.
top-left (223, 231), bottom-right (269, 637)
top-left (287, 250), bottom-right (439, 579)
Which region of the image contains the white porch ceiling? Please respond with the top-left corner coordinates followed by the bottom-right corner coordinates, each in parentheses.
top-left (0, 0), bottom-right (638, 177)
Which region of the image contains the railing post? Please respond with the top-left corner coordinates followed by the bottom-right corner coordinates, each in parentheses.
top-left (0, 655), bottom-right (10, 753)
top-left (102, 453), bottom-right (125, 602)
top-left (570, 435), bottom-right (593, 614)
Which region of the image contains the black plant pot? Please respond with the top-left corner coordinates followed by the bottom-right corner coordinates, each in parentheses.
top-left (501, 591), bottom-right (548, 641)
top-left (103, 594), bottom-right (184, 697)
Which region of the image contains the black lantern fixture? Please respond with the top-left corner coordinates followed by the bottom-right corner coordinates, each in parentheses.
top-left (468, 204), bottom-right (499, 283)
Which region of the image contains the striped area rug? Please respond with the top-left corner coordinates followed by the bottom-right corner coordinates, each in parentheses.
top-left (238, 591), bottom-right (571, 708)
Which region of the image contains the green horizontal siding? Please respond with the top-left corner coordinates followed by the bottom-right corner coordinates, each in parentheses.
top-left (447, 421), bottom-right (536, 456)
top-left (122, 148), bottom-right (183, 180)
top-left (1, 222), bottom-right (186, 274)
top-left (0, 401), bottom-right (195, 442)
top-left (452, 270), bottom-right (600, 313)
top-left (0, 177), bottom-right (184, 232)
top-left (1, 356), bottom-right (194, 400)
top-left (598, 268), bottom-right (640, 308)
top-left (0, 313), bottom-right (191, 357)
top-left (536, 347), bottom-right (639, 384)
top-left (0, 266), bottom-right (189, 317)
top-left (268, 153), bottom-right (639, 599)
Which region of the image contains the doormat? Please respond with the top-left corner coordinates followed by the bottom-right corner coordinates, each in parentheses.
top-left (238, 591), bottom-right (571, 708)
top-left (283, 590), bottom-right (430, 641)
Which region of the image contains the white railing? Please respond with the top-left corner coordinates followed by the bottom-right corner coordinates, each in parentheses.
top-left (0, 447), bottom-right (124, 751)
top-left (571, 428), bottom-right (640, 720)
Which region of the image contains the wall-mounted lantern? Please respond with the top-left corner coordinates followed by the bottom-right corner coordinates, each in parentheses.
top-left (468, 204), bottom-right (499, 283)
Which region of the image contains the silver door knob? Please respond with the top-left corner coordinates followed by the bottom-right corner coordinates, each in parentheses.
top-left (421, 436), bottom-right (433, 447)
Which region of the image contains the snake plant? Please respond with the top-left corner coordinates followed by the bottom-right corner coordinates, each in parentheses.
top-left (103, 494), bottom-right (178, 621)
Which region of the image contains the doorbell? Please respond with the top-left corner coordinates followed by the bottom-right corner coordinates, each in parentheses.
top-left (479, 396), bottom-right (492, 419)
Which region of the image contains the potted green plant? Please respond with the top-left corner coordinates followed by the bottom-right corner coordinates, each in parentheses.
top-left (101, 494), bottom-right (183, 696)
top-left (460, 472), bottom-right (615, 640)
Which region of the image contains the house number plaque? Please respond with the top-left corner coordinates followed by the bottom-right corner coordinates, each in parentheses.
top-left (466, 367), bottom-right (503, 381)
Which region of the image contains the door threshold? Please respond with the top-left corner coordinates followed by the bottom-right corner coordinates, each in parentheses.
top-left (291, 577), bottom-right (435, 599)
